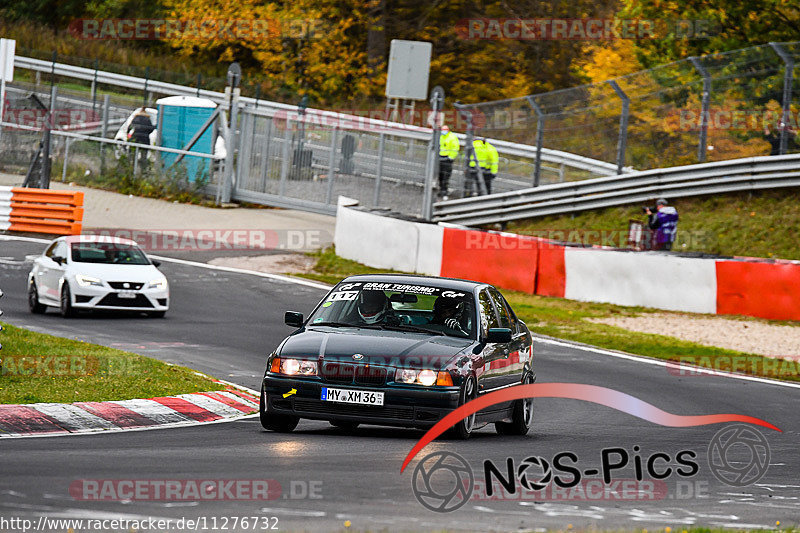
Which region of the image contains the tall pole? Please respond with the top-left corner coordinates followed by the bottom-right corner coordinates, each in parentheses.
top-left (423, 86), bottom-right (444, 220)
top-left (689, 56), bottom-right (711, 163)
top-left (526, 95), bottom-right (545, 186)
top-left (607, 80), bottom-right (629, 174)
top-left (769, 42), bottom-right (795, 155)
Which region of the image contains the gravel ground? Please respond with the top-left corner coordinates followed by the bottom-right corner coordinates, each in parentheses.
top-left (590, 313), bottom-right (800, 359)
top-left (208, 253), bottom-right (316, 274)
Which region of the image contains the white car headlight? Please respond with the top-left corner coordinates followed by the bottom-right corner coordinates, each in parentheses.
top-left (148, 277), bottom-right (168, 290)
top-left (75, 274), bottom-right (103, 287)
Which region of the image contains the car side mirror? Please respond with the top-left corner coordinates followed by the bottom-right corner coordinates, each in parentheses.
top-left (151, 259), bottom-right (161, 267)
top-left (52, 256), bottom-right (64, 265)
top-left (285, 311), bottom-right (304, 327)
top-left (486, 328), bottom-right (512, 343)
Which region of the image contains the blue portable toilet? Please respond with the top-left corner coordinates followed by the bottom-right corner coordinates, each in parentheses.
top-left (157, 96), bottom-right (217, 182)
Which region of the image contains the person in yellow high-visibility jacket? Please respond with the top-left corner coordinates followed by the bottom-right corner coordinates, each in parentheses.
top-left (438, 125), bottom-right (460, 200)
top-left (467, 137), bottom-right (499, 195)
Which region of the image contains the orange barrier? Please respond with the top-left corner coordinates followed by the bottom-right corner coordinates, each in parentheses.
top-left (440, 227), bottom-right (538, 293)
top-left (716, 260), bottom-right (800, 321)
top-left (7, 187), bottom-right (84, 235)
top-left (534, 245), bottom-right (566, 297)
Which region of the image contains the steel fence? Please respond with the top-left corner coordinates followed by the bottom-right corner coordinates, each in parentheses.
top-left (464, 41), bottom-right (800, 177)
top-left (2, 52), bottom-right (621, 218)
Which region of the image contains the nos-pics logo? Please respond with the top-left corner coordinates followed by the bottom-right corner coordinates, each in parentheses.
top-left (411, 424), bottom-right (771, 512)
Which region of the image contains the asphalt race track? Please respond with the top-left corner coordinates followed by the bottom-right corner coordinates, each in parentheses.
top-left (1, 238), bottom-right (799, 531)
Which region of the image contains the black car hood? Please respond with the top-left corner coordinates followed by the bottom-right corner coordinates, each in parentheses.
top-left (279, 327), bottom-right (473, 369)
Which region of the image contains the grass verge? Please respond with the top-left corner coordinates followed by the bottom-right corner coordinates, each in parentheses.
top-left (296, 247), bottom-right (800, 383)
top-left (0, 322), bottom-right (225, 404)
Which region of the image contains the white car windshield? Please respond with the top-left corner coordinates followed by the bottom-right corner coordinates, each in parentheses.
top-left (70, 242), bottom-right (151, 265)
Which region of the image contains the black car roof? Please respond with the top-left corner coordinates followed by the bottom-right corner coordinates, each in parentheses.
top-left (339, 273), bottom-right (486, 292)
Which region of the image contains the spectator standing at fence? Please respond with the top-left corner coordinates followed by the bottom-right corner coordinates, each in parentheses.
top-left (128, 108), bottom-right (155, 145)
top-left (438, 125), bottom-right (460, 201)
top-left (764, 123), bottom-right (799, 155)
top-left (645, 198), bottom-right (679, 251)
top-left (480, 137), bottom-right (499, 195)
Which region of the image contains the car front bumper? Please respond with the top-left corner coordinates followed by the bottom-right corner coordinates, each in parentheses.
top-left (263, 375), bottom-right (460, 429)
top-left (71, 285), bottom-right (169, 311)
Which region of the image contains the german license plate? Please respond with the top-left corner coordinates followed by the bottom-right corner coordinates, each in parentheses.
top-left (321, 387), bottom-right (384, 406)
top-left (117, 291), bottom-right (137, 299)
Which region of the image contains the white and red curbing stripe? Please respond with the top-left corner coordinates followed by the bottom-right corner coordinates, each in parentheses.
top-left (0, 388), bottom-right (259, 438)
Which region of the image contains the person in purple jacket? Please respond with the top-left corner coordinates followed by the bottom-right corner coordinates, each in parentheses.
top-left (645, 198), bottom-right (679, 251)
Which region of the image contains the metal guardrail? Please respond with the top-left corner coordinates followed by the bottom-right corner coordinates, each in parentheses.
top-left (14, 55), bottom-right (620, 177)
top-left (432, 153), bottom-right (800, 226)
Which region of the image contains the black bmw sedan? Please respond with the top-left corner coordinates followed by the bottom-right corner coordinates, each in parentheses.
top-left (260, 274), bottom-right (535, 439)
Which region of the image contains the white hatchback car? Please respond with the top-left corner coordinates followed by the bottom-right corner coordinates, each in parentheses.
top-left (28, 236), bottom-right (169, 317)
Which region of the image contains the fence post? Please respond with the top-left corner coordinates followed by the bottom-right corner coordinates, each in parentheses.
top-left (100, 94), bottom-right (109, 173)
top-left (526, 96), bottom-right (545, 186)
top-left (689, 56), bottom-right (711, 163)
top-left (769, 42), bottom-right (795, 155)
top-left (423, 86), bottom-right (445, 220)
top-left (279, 117), bottom-right (292, 198)
top-left (607, 80), bottom-right (629, 174)
top-left (373, 132), bottom-right (386, 206)
top-left (40, 85), bottom-right (57, 189)
top-left (259, 117), bottom-right (272, 192)
top-left (62, 137), bottom-right (70, 182)
top-left (221, 87), bottom-right (239, 203)
top-left (325, 126), bottom-right (338, 204)
top-left (91, 58), bottom-right (98, 113)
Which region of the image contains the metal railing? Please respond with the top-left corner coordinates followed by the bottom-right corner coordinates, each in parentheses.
top-left (432, 153), bottom-right (800, 226)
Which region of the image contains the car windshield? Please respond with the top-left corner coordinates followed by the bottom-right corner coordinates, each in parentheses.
top-left (308, 281), bottom-right (476, 339)
top-left (70, 242), bottom-right (151, 265)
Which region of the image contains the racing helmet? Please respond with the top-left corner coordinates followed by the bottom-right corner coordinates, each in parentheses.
top-left (433, 295), bottom-right (465, 322)
top-left (358, 291), bottom-right (388, 324)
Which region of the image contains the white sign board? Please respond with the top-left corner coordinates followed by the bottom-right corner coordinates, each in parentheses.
top-left (385, 40), bottom-right (431, 101)
top-left (0, 39), bottom-right (15, 82)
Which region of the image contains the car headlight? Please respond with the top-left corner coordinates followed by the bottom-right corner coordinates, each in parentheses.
top-left (270, 357), bottom-right (317, 376)
top-left (394, 368), bottom-right (454, 386)
top-left (148, 277), bottom-right (167, 289)
top-left (75, 274), bottom-right (103, 287)
top-left (417, 369), bottom-right (438, 386)
top-left (397, 369), bottom-right (418, 384)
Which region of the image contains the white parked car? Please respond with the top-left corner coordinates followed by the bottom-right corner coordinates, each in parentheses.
top-left (27, 236), bottom-right (169, 318)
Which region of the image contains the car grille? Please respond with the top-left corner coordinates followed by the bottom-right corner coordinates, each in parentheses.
top-left (97, 293), bottom-right (153, 308)
top-left (108, 281), bottom-right (144, 290)
top-left (320, 362), bottom-right (388, 386)
top-left (292, 399), bottom-right (413, 420)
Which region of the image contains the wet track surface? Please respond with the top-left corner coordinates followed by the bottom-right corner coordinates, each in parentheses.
top-left (1, 238), bottom-right (799, 531)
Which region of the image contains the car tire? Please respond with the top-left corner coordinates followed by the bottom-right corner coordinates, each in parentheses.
top-left (495, 373), bottom-right (534, 436)
top-left (259, 383), bottom-right (299, 433)
top-left (449, 375), bottom-right (477, 440)
top-left (330, 421), bottom-right (360, 432)
top-left (28, 281), bottom-right (46, 314)
top-left (59, 282), bottom-right (76, 318)
top-left (147, 311), bottom-right (166, 318)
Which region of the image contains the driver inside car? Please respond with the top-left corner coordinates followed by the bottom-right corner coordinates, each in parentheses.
top-left (355, 290), bottom-right (391, 325)
top-left (430, 296), bottom-right (470, 335)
